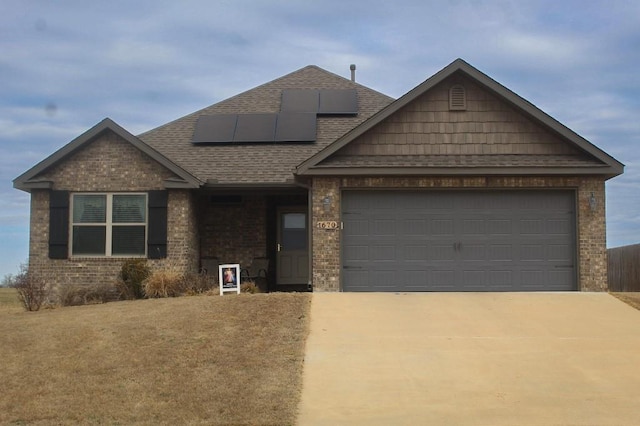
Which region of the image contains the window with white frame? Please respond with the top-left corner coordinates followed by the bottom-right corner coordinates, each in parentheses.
top-left (71, 193), bottom-right (147, 256)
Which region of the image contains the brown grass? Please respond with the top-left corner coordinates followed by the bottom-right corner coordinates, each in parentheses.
top-left (0, 287), bottom-right (20, 312)
top-left (611, 292), bottom-right (640, 311)
top-left (0, 292), bottom-right (311, 425)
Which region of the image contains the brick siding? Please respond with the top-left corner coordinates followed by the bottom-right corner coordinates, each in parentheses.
top-left (198, 194), bottom-right (267, 268)
top-left (27, 130), bottom-right (198, 295)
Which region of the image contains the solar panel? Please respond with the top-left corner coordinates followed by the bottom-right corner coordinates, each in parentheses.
top-left (233, 113), bottom-right (277, 142)
top-left (192, 113), bottom-right (318, 144)
top-left (192, 114), bottom-right (237, 143)
top-left (319, 89), bottom-right (358, 115)
top-left (275, 112), bottom-right (317, 142)
top-left (281, 89), bottom-right (319, 113)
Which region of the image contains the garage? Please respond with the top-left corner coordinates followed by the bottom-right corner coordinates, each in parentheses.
top-left (342, 190), bottom-right (576, 292)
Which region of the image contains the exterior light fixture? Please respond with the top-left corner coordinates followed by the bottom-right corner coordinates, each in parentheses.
top-left (323, 196), bottom-right (332, 212)
top-left (589, 192), bottom-right (597, 211)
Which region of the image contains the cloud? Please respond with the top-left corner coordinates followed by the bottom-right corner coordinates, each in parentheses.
top-left (1, 0), bottom-right (639, 275)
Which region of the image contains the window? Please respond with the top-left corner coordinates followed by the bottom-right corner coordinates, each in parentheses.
top-left (71, 193), bottom-right (147, 256)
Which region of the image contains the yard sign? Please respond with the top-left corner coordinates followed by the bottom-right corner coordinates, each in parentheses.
top-left (219, 264), bottom-right (240, 295)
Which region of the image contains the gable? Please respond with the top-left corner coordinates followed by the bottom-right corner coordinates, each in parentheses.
top-left (340, 74), bottom-right (583, 157)
top-left (36, 130), bottom-right (181, 191)
top-left (297, 59), bottom-right (623, 178)
top-left (14, 118), bottom-right (201, 192)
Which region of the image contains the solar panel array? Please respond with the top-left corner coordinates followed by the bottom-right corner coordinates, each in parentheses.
top-left (192, 112), bottom-right (317, 144)
top-left (192, 89), bottom-right (357, 144)
top-left (281, 89), bottom-right (358, 115)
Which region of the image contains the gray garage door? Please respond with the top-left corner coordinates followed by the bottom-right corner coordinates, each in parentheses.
top-left (342, 190), bottom-right (576, 292)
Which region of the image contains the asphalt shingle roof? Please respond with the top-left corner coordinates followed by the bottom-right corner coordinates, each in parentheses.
top-left (138, 66), bottom-right (394, 185)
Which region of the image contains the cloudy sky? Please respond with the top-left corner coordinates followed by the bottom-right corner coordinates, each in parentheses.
top-left (1, 0), bottom-right (639, 278)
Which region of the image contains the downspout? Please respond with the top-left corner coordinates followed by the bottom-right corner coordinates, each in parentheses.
top-left (294, 177), bottom-right (314, 292)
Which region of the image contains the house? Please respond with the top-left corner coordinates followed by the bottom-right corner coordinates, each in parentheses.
top-left (14, 59), bottom-right (623, 293)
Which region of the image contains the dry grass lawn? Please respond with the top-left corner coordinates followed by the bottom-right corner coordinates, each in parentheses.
top-left (0, 292), bottom-right (311, 425)
top-left (0, 287), bottom-right (20, 311)
top-left (611, 292), bottom-right (640, 311)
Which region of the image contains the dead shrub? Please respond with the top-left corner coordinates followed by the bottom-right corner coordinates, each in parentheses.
top-left (11, 263), bottom-right (48, 312)
top-left (241, 281), bottom-right (261, 294)
top-left (116, 259), bottom-right (150, 300)
top-left (59, 282), bottom-right (114, 306)
top-left (180, 271), bottom-right (215, 295)
top-left (143, 269), bottom-right (183, 298)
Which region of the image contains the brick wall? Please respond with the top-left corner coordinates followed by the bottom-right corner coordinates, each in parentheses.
top-left (311, 176), bottom-right (607, 292)
top-left (198, 194), bottom-right (267, 268)
top-left (27, 130), bottom-right (199, 294)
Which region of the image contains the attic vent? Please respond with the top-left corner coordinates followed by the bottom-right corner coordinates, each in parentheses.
top-left (449, 85), bottom-right (466, 110)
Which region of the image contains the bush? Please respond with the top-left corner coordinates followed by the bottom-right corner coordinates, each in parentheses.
top-left (11, 263), bottom-right (48, 312)
top-left (181, 271), bottom-right (215, 295)
top-left (59, 282), bottom-right (114, 306)
top-left (116, 259), bottom-right (150, 300)
top-left (241, 281), bottom-right (261, 294)
top-left (143, 269), bottom-right (183, 298)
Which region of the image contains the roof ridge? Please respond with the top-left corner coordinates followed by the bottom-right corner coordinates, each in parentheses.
top-left (138, 65), bottom-right (393, 139)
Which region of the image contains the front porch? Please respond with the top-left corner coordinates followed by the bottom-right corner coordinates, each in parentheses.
top-left (196, 187), bottom-right (311, 292)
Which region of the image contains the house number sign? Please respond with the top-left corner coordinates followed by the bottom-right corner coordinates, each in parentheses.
top-left (316, 220), bottom-right (339, 230)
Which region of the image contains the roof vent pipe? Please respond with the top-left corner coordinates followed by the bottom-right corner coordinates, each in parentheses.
top-left (350, 64), bottom-right (356, 82)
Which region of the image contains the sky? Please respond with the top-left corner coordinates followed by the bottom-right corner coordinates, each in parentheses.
top-left (1, 0), bottom-right (639, 278)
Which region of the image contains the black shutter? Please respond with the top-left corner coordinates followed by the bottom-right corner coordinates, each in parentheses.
top-left (49, 190), bottom-right (69, 259)
top-left (148, 190), bottom-right (168, 259)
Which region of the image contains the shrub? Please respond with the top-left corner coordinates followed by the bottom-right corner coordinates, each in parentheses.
top-left (143, 269), bottom-right (183, 298)
top-left (180, 271), bottom-right (215, 295)
top-left (240, 281), bottom-right (260, 294)
top-left (59, 282), bottom-right (114, 306)
top-left (116, 259), bottom-right (150, 300)
top-left (11, 263), bottom-right (48, 312)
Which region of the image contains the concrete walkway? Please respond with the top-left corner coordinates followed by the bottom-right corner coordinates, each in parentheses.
top-left (297, 293), bottom-right (640, 425)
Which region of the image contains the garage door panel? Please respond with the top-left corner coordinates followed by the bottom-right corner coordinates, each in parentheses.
top-left (342, 190), bottom-right (576, 292)
top-left (520, 219), bottom-right (544, 235)
top-left (405, 270), bottom-right (428, 288)
top-left (461, 219), bottom-right (486, 235)
top-left (488, 244), bottom-right (513, 261)
top-left (428, 245), bottom-right (455, 261)
top-left (521, 245), bottom-right (545, 261)
top-left (372, 219), bottom-right (396, 236)
top-left (432, 219), bottom-right (454, 235)
top-left (488, 219), bottom-right (512, 234)
top-left (547, 219), bottom-right (571, 234)
top-left (489, 270), bottom-right (513, 288)
top-left (459, 244), bottom-right (487, 261)
top-left (402, 219), bottom-right (428, 236)
top-left (344, 245), bottom-right (368, 261)
top-left (431, 270), bottom-right (456, 290)
top-left (548, 244), bottom-right (572, 262)
top-left (404, 245), bottom-right (428, 261)
top-left (371, 245), bottom-right (396, 261)
top-left (343, 219), bottom-right (368, 236)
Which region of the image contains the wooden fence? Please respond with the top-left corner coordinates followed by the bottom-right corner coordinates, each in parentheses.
top-left (608, 244), bottom-right (640, 292)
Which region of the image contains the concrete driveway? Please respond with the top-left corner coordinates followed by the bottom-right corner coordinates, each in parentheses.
top-left (297, 293), bottom-right (640, 425)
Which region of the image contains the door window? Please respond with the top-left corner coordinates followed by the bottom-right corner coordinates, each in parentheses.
top-left (282, 213), bottom-right (307, 250)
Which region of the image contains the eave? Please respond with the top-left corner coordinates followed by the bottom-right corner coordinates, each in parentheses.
top-left (301, 165), bottom-right (620, 178)
top-left (296, 59), bottom-right (624, 178)
top-left (13, 118), bottom-right (203, 192)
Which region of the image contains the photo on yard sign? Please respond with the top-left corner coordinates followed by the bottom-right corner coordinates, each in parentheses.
top-left (219, 264), bottom-right (240, 295)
